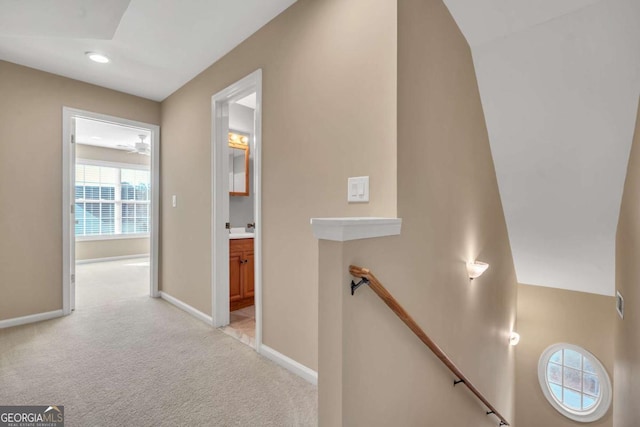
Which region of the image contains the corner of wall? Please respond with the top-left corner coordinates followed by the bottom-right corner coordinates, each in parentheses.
top-left (613, 96), bottom-right (640, 427)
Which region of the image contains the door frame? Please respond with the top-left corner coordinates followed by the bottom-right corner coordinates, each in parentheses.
top-left (62, 107), bottom-right (160, 315)
top-left (211, 69), bottom-right (262, 352)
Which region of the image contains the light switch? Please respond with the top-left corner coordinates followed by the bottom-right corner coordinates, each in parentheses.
top-left (172, 195), bottom-right (177, 208)
top-left (347, 176), bottom-right (369, 203)
top-left (351, 182), bottom-right (358, 197)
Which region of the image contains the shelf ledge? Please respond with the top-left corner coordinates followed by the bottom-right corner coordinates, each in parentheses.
top-left (310, 217), bottom-right (402, 242)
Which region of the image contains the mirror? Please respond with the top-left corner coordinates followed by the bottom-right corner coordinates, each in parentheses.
top-left (229, 131), bottom-right (250, 196)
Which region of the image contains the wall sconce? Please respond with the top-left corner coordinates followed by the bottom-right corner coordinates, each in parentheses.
top-left (509, 332), bottom-right (520, 346)
top-left (467, 261), bottom-right (489, 280)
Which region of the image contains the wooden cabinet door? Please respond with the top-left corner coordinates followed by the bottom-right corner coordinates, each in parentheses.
top-left (243, 250), bottom-right (255, 298)
top-left (229, 253), bottom-right (242, 302)
top-left (229, 238), bottom-right (255, 312)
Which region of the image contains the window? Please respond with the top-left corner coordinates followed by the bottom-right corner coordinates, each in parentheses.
top-left (538, 343), bottom-right (611, 422)
top-left (75, 163), bottom-right (150, 238)
top-left (120, 168), bottom-right (150, 234)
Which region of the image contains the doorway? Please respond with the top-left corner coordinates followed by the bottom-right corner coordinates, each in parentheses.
top-left (62, 108), bottom-right (160, 314)
top-left (211, 70), bottom-right (262, 351)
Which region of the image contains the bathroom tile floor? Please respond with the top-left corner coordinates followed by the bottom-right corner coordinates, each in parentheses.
top-left (221, 305), bottom-right (256, 348)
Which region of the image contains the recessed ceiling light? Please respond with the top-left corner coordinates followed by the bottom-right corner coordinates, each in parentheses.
top-left (90, 136), bottom-right (102, 140)
top-left (86, 52), bottom-right (110, 64)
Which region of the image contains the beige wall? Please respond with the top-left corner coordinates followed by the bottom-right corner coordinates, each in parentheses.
top-left (614, 98), bottom-right (640, 427)
top-left (318, 0), bottom-right (517, 424)
top-left (75, 144), bottom-right (150, 261)
top-left (0, 60), bottom-right (160, 321)
top-left (76, 238), bottom-right (149, 261)
top-left (397, 0), bottom-right (517, 418)
top-left (516, 284), bottom-right (614, 427)
top-left (160, 0), bottom-right (397, 369)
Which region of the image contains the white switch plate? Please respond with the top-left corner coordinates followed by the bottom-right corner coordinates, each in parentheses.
top-left (172, 195), bottom-right (177, 208)
top-left (348, 176), bottom-right (369, 203)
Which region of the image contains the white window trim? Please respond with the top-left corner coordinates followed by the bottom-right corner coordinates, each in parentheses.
top-left (538, 343), bottom-right (612, 423)
top-left (76, 233), bottom-right (149, 242)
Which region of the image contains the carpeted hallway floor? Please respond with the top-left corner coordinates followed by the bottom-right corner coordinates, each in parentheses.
top-left (0, 258), bottom-right (317, 426)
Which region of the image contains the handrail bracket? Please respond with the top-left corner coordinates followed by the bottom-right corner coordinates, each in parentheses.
top-left (350, 278), bottom-right (369, 295)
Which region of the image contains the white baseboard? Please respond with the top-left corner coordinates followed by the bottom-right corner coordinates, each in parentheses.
top-left (76, 254), bottom-right (150, 265)
top-left (159, 291), bottom-right (213, 325)
top-left (259, 344), bottom-right (318, 385)
top-left (158, 292), bottom-right (316, 385)
top-left (0, 309), bottom-right (64, 329)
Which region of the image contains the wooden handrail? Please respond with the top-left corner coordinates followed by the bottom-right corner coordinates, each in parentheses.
top-left (349, 265), bottom-right (510, 427)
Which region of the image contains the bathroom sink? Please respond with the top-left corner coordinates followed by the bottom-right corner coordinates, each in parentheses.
top-left (229, 227), bottom-right (254, 239)
top-left (229, 232), bottom-right (254, 239)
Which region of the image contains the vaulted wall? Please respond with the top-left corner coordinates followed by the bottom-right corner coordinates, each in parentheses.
top-left (614, 97), bottom-right (640, 427)
top-left (318, 0), bottom-right (517, 424)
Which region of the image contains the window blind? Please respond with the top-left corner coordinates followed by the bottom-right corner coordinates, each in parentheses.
top-left (75, 164), bottom-right (150, 237)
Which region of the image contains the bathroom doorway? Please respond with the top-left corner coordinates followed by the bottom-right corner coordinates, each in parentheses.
top-left (211, 70), bottom-right (262, 351)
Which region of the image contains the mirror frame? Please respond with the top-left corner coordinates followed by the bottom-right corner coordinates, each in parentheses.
top-left (229, 132), bottom-right (249, 196)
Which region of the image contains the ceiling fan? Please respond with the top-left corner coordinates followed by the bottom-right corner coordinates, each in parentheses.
top-left (118, 134), bottom-right (150, 156)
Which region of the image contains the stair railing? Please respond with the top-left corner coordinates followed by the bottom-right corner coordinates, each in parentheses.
top-left (349, 265), bottom-right (510, 427)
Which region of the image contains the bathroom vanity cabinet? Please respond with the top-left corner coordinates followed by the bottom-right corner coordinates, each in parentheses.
top-left (229, 238), bottom-right (254, 311)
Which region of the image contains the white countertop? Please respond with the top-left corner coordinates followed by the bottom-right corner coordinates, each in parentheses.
top-left (229, 232), bottom-right (255, 240)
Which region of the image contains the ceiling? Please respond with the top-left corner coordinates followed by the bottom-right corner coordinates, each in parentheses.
top-left (444, 0), bottom-right (640, 295)
top-left (76, 117), bottom-right (150, 151)
top-left (236, 93), bottom-right (256, 110)
top-left (0, 0), bottom-right (297, 101)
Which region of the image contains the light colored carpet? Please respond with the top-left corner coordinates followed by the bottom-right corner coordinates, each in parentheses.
top-left (0, 259), bottom-right (317, 426)
top-left (76, 258), bottom-right (151, 309)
